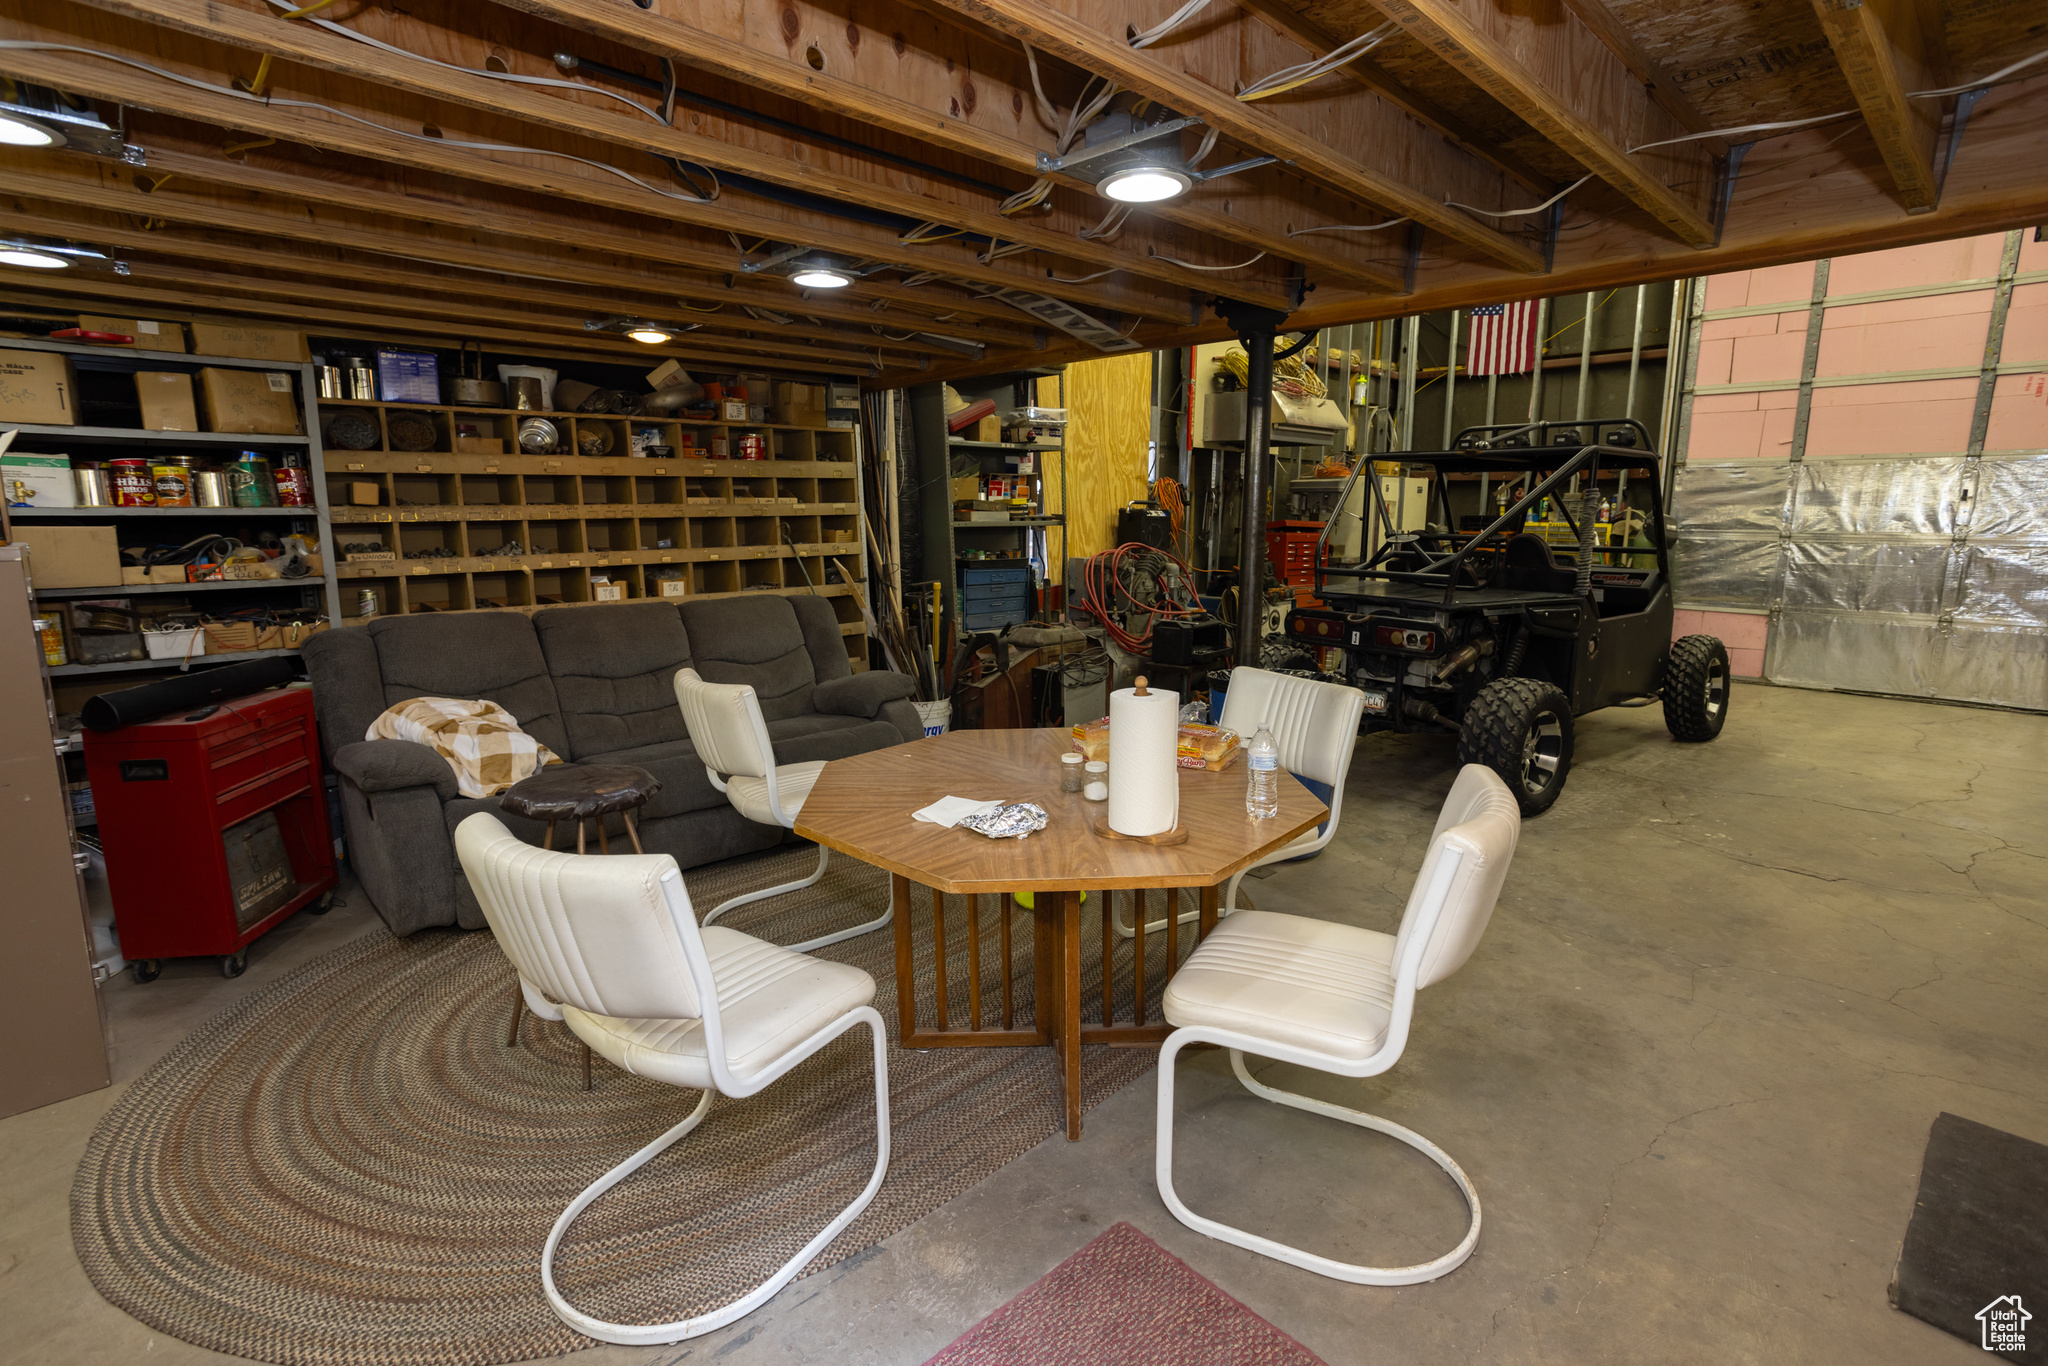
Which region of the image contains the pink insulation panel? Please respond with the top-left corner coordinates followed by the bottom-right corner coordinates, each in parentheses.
top-left (1984, 372), bottom-right (2048, 452)
top-left (1686, 390), bottom-right (1797, 459)
top-left (1825, 236), bottom-right (2011, 296)
top-left (1804, 377), bottom-right (1980, 457)
top-left (1997, 282), bottom-right (2048, 366)
top-left (1816, 289), bottom-right (1996, 376)
top-left (1672, 609), bottom-right (1766, 679)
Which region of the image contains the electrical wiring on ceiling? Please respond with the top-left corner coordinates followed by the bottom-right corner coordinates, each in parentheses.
top-left (1445, 173), bottom-right (1594, 220)
top-left (1129, 0), bottom-right (1217, 50)
top-left (1288, 216), bottom-right (1410, 237)
top-left (249, 2), bottom-right (724, 194)
top-left (0, 41), bottom-right (724, 204)
top-left (1047, 266), bottom-right (1121, 284)
top-left (1627, 45), bottom-right (2048, 156)
top-left (1236, 22), bottom-right (1398, 102)
top-left (1149, 248), bottom-right (1266, 270)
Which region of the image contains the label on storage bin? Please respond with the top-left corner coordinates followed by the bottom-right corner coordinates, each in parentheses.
top-left (265, 372), bottom-right (291, 392)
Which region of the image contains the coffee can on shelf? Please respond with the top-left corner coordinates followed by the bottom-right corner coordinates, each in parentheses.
top-left (227, 456), bottom-right (277, 507)
top-left (72, 464), bottom-right (111, 506)
top-left (737, 433), bottom-right (768, 461)
top-left (108, 458), bottom-right (156, 507)
top-left (272, 451), bottom-right (313, 507)
top-left (193, 470), bottom-right (230, 506)
top-left (151, 462), bottom-right (196, 507)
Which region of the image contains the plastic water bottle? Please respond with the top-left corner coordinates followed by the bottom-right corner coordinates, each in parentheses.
top-left (1246, 726), bottom-right (1280, 819)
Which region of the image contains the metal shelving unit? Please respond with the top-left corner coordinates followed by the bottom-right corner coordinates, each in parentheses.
top-left (914, 371), bottom-right (1067, 635)
top-left (4, 337), bottom-right (342, 682)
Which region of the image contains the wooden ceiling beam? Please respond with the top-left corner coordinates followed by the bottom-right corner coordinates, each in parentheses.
top-left (0, 272), bottom-right (871, 375)
top-left (1809, 0), bottom-right (1944, 211)
top-left (1231, 0), bottom-right (1551, 194)
top-left (489, 0), bottom-right (1412, 291)
top-left (919, 0), bottom-right (1547, 272)
top-left (0, 145), bottom-right (1040, 344)
top-left (0, 254), bottom-right (899, 370)
top-left (65, 0), bottom-right (1306, 306)
top-left (1371, 0), bottom-right (1720, 247)
top-left (1554, 0), bottom-right (1723, 145)
top-left (0, 24), bottom-right (1218, 321)
top-left (0, 205), bottom-right (918, 368)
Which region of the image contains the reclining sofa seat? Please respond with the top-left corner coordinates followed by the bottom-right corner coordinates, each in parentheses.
top-left (302, 596), bottom-right (920, 934)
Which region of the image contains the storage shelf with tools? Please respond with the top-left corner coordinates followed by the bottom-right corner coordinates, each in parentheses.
top-left (316, 399), bottom-right (867, 671)
top-left (4, 340), bottom-right (344, 689)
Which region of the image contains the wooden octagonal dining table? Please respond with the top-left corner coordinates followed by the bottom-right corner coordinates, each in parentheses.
top-left (794, 727), bottom-right (1328, 1138)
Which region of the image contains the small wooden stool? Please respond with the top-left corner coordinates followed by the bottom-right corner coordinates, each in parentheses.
top-left (497, 762), bottom-right (662, 1087)
top-left (499, 762), bottom-right (661, 855)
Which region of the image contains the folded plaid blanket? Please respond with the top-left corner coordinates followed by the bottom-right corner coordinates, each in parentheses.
top-left (368, 696), bottom-right (560, 798)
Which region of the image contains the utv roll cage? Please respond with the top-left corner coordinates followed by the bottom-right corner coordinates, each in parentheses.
top-left (1312, 418), bottom-right (1671, 606)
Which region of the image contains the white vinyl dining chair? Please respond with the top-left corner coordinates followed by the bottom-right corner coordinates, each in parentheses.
top-left (1115, 666), bottom-right (1366, 938)
top-left (455, 812), bottom-right (891, 1346)
top-left (674, 667), bottom-right (890, 953)
top-left (1153, 764), bottom-right (1519, 1284)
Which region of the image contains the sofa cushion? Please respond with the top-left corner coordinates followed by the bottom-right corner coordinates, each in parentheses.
top-left (301, 625), bottom-right (386, 761)
top-left (767, 714), bottom-right (906, 764)
top-left (534, 602), bottom-right (692, 759)
top-left (679, 596), bottom-right (817, 721)
top-left (365, 613), bottom-right (569, 757)
top-left (790, 595), bottom-right (853, 682)
top-left (812, 671), bottom-right (918, 719)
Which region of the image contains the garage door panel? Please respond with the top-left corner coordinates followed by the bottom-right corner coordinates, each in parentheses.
top-left (1672, 533), bottom-right (1781, 610)
top-left (1782, 540), bottom-right (1951, 616)
top-left (1951, 543), bottom-right (2048, 625)
top-left (1791, 456), bottom-right (1965, 536)
top-left (1672, 460), bottom-right (1792, 532)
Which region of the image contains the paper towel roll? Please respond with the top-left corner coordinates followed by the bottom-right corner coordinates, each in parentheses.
top-left (1107, 678), bottom-right (1180, 837)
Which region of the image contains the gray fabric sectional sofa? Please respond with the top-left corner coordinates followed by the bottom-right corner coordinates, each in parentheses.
top-left (302, 596), bottom-right (920, 934)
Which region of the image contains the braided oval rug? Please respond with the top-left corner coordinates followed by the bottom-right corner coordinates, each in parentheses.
top-left (73, 849), bottom-right (1203, 1366)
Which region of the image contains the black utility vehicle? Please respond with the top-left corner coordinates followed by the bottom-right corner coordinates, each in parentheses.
top-left (1286, 418), bottom-right (1729, 815)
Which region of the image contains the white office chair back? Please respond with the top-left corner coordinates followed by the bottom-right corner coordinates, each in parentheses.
top-left (1392, 765), bottom-right (1521, 990)
top-left (456, 812), bottom-right (710, 1022)
top-left (1217, 667), bottom-right (1366, 790)
top-left (675, 667), bottom-right (776, 781)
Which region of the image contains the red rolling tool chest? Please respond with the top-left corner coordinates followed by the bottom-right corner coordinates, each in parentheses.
top-left (84, 685), bottom-right (337, 981)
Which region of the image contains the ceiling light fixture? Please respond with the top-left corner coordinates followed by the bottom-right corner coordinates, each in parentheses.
top-left (0, 245), bottom-right (69, 269)
top-left (625, 325), bottom-right (672, 344)
top-left (790, 259), bottom-right (853, 290)
top-left (1098, 165), bottom-right (1194, 204)
top-left (0, 109), bottom-right (62, 148)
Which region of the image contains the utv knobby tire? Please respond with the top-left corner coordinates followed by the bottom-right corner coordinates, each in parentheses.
top-left (1663, 635), bottom-right (1731, 742)
top-left (1457, 677), bottom-right (1575, 817)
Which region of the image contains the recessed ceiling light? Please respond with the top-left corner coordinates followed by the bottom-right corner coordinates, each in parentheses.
top-left (1099, 165), bottom-right (1192, 204)
top-left (626, 326), bottom-right (672, 344)
top-left (791, 266), bottom-right (852, 289)
top-left (0, 111), bottom-right (63, 148)
top-left (0, 246), bottom-right (70, 269)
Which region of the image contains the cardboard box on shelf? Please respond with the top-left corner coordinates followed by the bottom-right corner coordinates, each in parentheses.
top-left (120, 566), bottom-right (189, 585)
top-left (348, 481), bottom-right (382, 506)
top-left (657, 577), bottom-right (688, 598)
top-left (78, 314), bottom-right (187, 353)
top-left (772, 381), bottom-right (828, 428)
top-left (187, 323), bottom-right (310, 362)
top-left (453, 435), bottom-right (505, 455)
top-left (950, 476), bottom-right (981, 504)
top-left (134, 370), bottom-right (199, 431)
top-left (646, 359), bottom-right (694, 390)
top-left (3, 454), bottom-right (74, 507)
top-left (0, 348), bottom-right (78, 425)
top-left (973, 415), bottom-right (1001, 443)
top-left (198, 367), bottom-right (301, 434)
top-left (17, 525), bottom-right (121, 588)
top-left (718, 398), bottom-right (749, 422)
top-left (827, 381), bottom-right (859, 408)
top-left (592, 581), bottom-right (625, 602)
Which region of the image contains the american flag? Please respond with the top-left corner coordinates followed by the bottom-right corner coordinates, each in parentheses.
top-left (1464, 301), bottom-right (1538, 376)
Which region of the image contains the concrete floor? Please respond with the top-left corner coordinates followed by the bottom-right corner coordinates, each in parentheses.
top-left (5, 681), bottom-right (2046, 1365)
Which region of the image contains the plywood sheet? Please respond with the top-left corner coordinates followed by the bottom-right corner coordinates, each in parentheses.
top-left (1059, 353), bottom-right (1154, 571)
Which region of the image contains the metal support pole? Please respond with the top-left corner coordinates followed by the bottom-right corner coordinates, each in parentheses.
top-left (1398, 315), bottom-right (1421, 453)
top-left (1239, 331), bottom-right (1277, 661)
top-left (1620, 284), bottom-right (1647, 506)
top-left (1442, 309), bottom-right (1461, 448)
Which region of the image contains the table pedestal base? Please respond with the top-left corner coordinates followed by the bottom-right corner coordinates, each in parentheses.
top-left (892, 876), bottom-right (1218, 1139)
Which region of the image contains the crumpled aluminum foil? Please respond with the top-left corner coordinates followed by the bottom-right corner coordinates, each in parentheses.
top-left (959, 801), bottom-right (1049, 839)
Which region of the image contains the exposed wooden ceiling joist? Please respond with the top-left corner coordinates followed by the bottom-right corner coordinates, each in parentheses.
top-left (923, 0), bottom-right (1548, 272)
top-left (67, 0), bottom-right (1316, 306)
top-left (1809, 0), bottom-right (1945, 211)
top-left (1371, 0), bottom-right (1720, 247)
top-left (0, 16), bottom-right (1226, 320)
top-left (488, 0), bottom-right (1411, 290)
top-left (0, 151), bottom-right (1041, 348)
